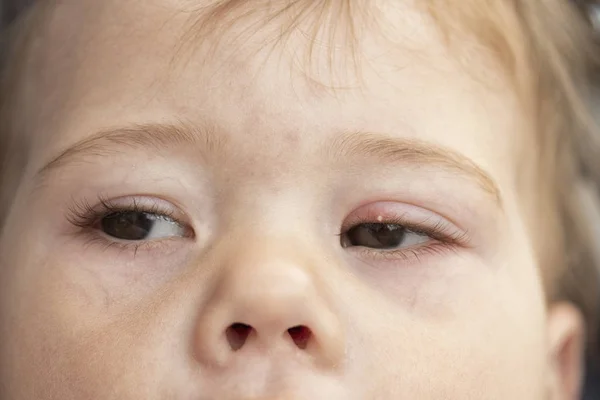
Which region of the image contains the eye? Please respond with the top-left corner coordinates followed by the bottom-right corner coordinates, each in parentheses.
top-left (67, 195), bottom-right (193, 247)
top-left (341, 223), bottom-right (429, 250)
top-left (338, 201), bottom-right (469, 263)
top-left (100, 211), bottom-right (187, 241)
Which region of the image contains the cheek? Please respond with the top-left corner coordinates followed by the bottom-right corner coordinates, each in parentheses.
top-left (0, 241), bottom-right (139, 398)
top-left (346, 256), bottom-right (549, 398)
top-left (0, 262), bottom-right (182, 399)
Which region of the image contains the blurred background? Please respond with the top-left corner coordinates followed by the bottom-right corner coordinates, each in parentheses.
top-left (1, 0), bottom-right (600, 398)
top-left (0, 0), bottom-right (29, 28)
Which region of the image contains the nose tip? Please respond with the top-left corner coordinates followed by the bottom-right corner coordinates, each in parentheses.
top-left (193, 254), bottom-right (345, 370)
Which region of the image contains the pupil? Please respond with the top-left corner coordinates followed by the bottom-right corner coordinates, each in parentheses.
top-left (345, 223), bottom-right (406, 249)
top-left (101, 212), bottom-right (155, 240)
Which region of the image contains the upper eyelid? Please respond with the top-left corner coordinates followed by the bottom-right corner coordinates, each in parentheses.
top-left (342, 201), bottom-right (446, 229)
top-left (341, 204), bottom-right (471, 246)
top-left (98, 197), bottom-right (177, 216)
top-left (67, 195), bottom-right (188, 227)
top-left (344, 218), bottom-right (466, 244)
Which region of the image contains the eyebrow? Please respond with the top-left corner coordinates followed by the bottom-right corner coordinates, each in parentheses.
top-left (34, 123), bottom-right (502, 205)
top-left (326, 131), bottom-right (502, 204)
top-left (36, 122), bottom-right (223, 177)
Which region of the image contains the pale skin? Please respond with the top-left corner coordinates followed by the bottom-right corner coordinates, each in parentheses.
top-left (0, 0), bottom-right (587, 399)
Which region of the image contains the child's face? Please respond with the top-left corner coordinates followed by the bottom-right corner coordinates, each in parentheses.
top-left (0, 1), bottom-right (586, 399)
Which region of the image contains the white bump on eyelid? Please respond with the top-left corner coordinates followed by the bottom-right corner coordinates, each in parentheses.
top-left (145, 217), bottom-right (186, 240)
top-left (377, 215), bottom-right (383, 222)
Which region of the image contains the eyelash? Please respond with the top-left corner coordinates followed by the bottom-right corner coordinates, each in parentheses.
top-left (339, 214), bottom-right (469, 263)
top-left (66, 196), bottom-right (468, 264)
top-left (66, 195), bottom-right (188, 254)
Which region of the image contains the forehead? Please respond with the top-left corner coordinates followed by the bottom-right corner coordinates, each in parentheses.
top-left (21, 0), bottom-right (526, 187)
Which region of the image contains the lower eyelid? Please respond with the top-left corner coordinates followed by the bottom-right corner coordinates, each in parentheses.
top-left (347, 241), bottom-right (457, 264)
top-left (80, 231), bottom-right (190, 258)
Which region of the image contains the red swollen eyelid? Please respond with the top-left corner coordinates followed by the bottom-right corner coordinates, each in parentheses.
top-left (341, 201), bottom-right (470, 246)
top-left (342, 202), bottom-right (417, 231)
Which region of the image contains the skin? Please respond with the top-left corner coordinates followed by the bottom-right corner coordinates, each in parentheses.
top-left (0, 0), bottom-right (586, 399)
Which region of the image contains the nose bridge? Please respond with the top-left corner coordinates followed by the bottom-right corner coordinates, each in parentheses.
top-left (193, 237), bottom-right (346, 370)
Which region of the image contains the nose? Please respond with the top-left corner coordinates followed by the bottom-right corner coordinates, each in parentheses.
top-left (193, 240), bottom-right (346, 370)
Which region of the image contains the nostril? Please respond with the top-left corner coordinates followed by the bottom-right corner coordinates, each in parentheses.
top-left (287, 325), bottom-right (312, 350)
top-left (226, 323), bottom-right (253, 351)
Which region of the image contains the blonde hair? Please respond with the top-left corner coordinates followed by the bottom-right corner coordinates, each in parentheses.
top-left (2, 0), bottom-right (600, 343)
